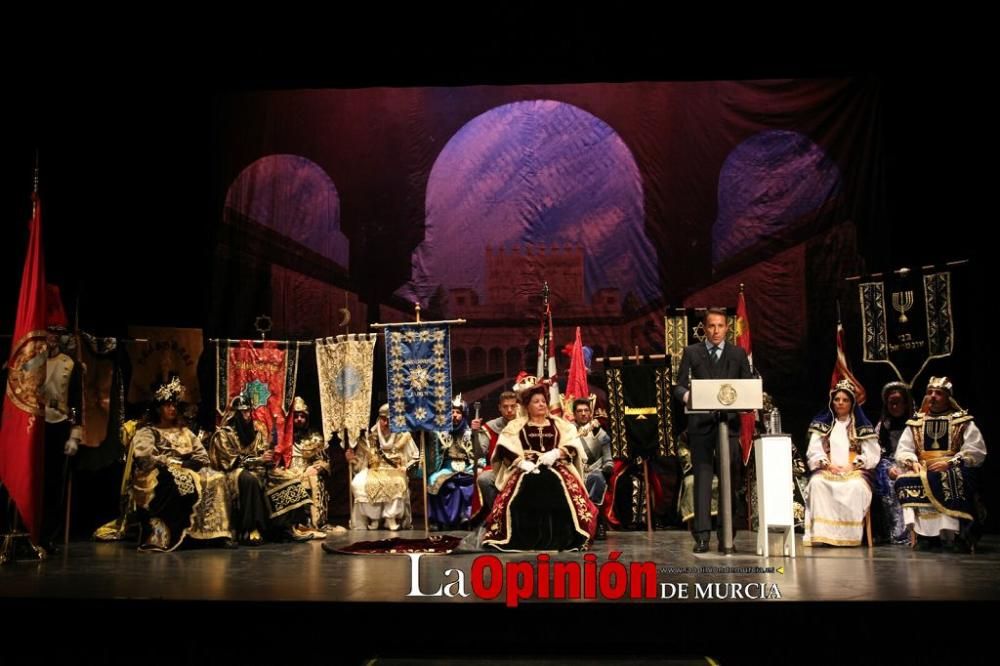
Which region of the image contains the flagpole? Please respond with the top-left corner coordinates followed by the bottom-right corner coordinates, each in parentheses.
top-left (372, 302), bottom-right (467, 536)
top-left (345, 428), bottom-right (354, 530)
top-left (369, 318), bottom-right (467, 329)
top-left (630, 346), bottom-right (654, 535)
top-left (208, 338), bottom-right (315, 346)
top-left (414, 304), bottom-right (431, 536)
top-left (62, 294), bottom-right (85, 549)
top-left (601, 352), bottom-right (667, 363)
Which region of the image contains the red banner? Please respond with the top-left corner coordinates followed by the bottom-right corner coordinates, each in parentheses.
top-left (0, 193), bottom-right (47, 541)
top-left (735, 288), bottom-right (755, 465)
top-left (563, 327), bottom-right (589, 406)
top-left (226, 341), bottom-right (295, 465)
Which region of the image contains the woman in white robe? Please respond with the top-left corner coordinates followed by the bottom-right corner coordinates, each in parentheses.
top-left (803, 379), bottom-right (879, 547)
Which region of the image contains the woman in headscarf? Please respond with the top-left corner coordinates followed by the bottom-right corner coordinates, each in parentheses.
top-left (803, 379), bottom-right (880, 547)
top-left (872, 382), bottom-right (914, 544)
top-left (481, 384), bottom-right (597, 551)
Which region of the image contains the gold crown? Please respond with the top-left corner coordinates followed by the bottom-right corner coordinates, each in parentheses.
top-left (833, 378), bottom-right (857, 395)
top-left (926, 376), bottom-right (953, 393)
top-left (154, 377), bottom-right (185, 403)
top-left (292, 396), bottom-right (309, 413)
top-left (451, 393), bottom-right (466, 410)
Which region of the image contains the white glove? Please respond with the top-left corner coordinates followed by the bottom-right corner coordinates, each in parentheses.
top-left (64, 426), bottom-right (82, 456)
top-left (517, 459), bottom-right (538, 474)
top-left (538, 448), bottom-right (562, 466)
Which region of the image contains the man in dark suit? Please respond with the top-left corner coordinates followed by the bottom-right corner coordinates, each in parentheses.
top-left (673, 308), bottom-right (752, 553)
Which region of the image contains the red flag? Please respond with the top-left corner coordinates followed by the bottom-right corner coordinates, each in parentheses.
top-left (830, 321), bottom-right (866, 405)
top-left (564, 327), bottom-right (589, 405)
top-left (734, 288), bottom-right (755, 465)
top-left (0, 193), bottom-right (48, 541)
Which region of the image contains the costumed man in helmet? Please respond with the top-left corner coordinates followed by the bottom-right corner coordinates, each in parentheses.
top-left (271, 396), bottom-right (331, 533)
top-left (427, 395), bottom-right (476, 530)
top-left (132, 378), bottom-right (233, 551)
top-left (211, 394), bottom-right (315, 544)
top-left (895, 377), bottom-right (987, 552)
top-left (347, 404), bottom-right (419, 530)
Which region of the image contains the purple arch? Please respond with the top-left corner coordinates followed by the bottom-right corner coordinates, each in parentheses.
top-left (713, 130), bottom-right (841, 265)
top-left (399, 100), bottom-right (660, 308)
top-left (225, 154), bottom-right (349, 268)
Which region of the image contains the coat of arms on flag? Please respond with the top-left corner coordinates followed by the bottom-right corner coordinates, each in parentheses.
top-left (385, 325), bottom-right (452, 432)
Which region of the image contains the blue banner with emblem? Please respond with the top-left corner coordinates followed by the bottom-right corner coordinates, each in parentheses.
top-left (385, 325), bottom-right (453, 433)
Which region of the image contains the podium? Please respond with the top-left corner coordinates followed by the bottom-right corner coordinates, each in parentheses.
top-left (689, 378), bottom-right (762, 554)
top-left (754, 434), bottom-right (796, 558)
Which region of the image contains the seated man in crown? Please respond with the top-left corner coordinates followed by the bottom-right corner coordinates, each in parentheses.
top-left (895, 376), bottom-right (987, 552)
top-left (347, 404), bottom-right (419, 530)
top-left (211, 395), bottom-right (315, 544)
top-left (268, 396), bottom-right (331, 533)
top-left (427, 395), bottom-right (476, 530)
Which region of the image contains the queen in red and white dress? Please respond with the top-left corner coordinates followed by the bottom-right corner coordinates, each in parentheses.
top-left (481, 385), bottom-right (598, 551)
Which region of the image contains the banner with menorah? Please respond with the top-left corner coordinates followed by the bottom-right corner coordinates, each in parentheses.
top-left (859, 270), bottom-right (953, 385)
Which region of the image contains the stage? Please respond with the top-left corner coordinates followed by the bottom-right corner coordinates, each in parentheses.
top-left (2, 528), bottom-right (997, 664)
top-left (4, 528), bottom-right (999, 604)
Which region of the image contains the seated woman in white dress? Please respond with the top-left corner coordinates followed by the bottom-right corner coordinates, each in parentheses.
top-left (803, 379), bottom-right (879, 547)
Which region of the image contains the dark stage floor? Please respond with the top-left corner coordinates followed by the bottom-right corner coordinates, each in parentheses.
top-left (4, 528), bottom-right (999, 603)
top-left (3, 529), bottom-right (997, 664)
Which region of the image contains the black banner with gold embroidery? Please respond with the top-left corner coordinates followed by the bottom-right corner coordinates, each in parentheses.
top-left (860, 270), bottom-right (954, 386)
top-left (605, 363), bottom-right (674, 460)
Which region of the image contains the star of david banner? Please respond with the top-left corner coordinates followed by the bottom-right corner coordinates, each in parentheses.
top-left (385, 325), bottom-right (453, 433)
top-left (315, 333), bottom-right (377, 447)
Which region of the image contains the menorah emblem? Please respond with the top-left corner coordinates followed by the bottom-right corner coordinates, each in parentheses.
top-left (925, 418), bottom-right (948, 451)
top-left (892, 290), bottom-right (914, 324)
